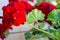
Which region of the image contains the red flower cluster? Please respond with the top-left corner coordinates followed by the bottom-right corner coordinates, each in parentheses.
top-left (0, 1), bottom-right (56, 40)
top-left (0, 0), bottom-right (33, 40)
top-left (2, 1), bottom-right (33, 26)
top-left (36, 2), bottom-right (56, 19)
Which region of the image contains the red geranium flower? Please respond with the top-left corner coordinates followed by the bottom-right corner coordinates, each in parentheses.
top-left (2, 1), bottom-right (27, 26)
top-left (12, 1), bottom-right (33, 26)
top-left (1, 1), bottom-right (33, 39)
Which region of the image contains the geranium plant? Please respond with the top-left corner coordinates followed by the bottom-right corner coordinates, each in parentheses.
top-left (0, 0), bottom-right (60, 40)
top-left (25, 1), bottom-right (60, 40)
top-left (25, 9), bottom-right (60, 40)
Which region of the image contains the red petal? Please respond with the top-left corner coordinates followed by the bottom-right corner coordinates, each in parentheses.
top-left (14, 15), bottom-right (26, 26)
top-left (14, 2), bottom-right (26, 10)
top-left (2, 6), bottom-right (7, 11)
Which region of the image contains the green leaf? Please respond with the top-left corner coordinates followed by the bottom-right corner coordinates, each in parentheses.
top-left (37, 0), bottom-right (41, 4)
top-left (43, 0), bottom-right (47, 2)
top-left (49, 29), bottom-right (60, 40)
top-left (26, 9), bottom-right (45, 24)
top-left (30, 28), bottom-right (37, 31)
top-left (25, 32), bottom-right (32, 40)
top-left (47, 9), bottom-right (60, 26)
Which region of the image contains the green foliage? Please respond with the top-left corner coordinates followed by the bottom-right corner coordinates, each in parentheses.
top-left (25, 28), bottom-right (46, 40)
top-left (25, 5), bottom-right (60, 40)
top-left (26, 9), bottom-right (45, 24)
top-left (25, 23), bottom-right (48, 40)
top-left (48, 29), bottom-right (60, 40)
top-left (37, 0), bottom-right (41, 4)
top-left (56, 2), bottom-right (60, 9)
top-left (25, 32), bottom-right (32, 40)
top-left (25, 22), bottom-right (60, 40)
top-left (43, 0), bottom-right (47, 2)
top-left (47, 9), bottom-right (60, 27)
top-left (36, 0), bottom-right (52, 4)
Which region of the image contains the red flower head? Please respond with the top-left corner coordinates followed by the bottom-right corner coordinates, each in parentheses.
top-left (12, 1), bottom-right (33, 26)
top-left (1, 0), bottom-right (33, 40)
top-left (12, 1), bottom-right (26, 26)
top-left (36, 2), bottom-right (56, 19)
top-left (2, 1), bottom-right (29, 26)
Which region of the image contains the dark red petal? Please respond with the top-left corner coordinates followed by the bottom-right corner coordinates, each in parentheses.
top-left (2, 6), bottom-right (7, 11)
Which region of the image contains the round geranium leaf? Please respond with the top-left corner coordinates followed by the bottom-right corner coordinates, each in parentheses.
top-left (47, 9), bottom-right (60, 26)
top-left (26, 9), bottom-right (45, 24)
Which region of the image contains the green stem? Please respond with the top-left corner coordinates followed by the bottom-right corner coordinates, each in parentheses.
top-left (33, 27), bottom-right (59, 40)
